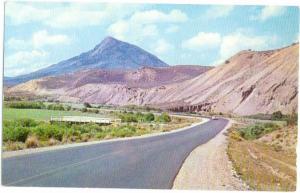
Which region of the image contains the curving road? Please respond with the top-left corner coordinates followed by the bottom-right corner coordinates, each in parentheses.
top-left (2, 118), bottom-right (228, 189)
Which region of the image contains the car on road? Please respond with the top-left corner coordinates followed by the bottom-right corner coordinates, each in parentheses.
top-left (211, 116), bottom-right (218, 120)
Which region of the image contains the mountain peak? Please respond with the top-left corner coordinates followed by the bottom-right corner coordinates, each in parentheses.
top-left (101, 36), bottom-right (120, 45)
top-left (5, 36), bottom-right (168, 85)
top-left (92, 36), bottom-right (121, 53)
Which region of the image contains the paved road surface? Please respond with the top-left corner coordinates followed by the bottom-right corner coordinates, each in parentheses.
top-left (2, 118), bottom-right (228, 189)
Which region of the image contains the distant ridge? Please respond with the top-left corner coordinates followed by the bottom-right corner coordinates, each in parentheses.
top-left (5, 36), bottom-right (168, 86)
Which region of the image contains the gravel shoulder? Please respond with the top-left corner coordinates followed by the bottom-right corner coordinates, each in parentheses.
top-left (172, 120), bottom-right (248, 190)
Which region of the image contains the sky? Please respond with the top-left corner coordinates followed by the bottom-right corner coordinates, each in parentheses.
top-left (4, 2), bottom-right (299, 77)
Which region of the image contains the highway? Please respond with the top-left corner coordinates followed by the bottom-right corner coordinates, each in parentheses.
top-left (2, 118), bottom-right (228, 189)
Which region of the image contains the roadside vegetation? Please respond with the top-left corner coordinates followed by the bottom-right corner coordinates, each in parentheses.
top-left (116, 111), bottom-right (171, 123)
top-left (3, 101), bottom-right (200, 151)
top-left (227, 113), bottom-right (297, 191)
top-left (245, 111), bottom-right (297, 125)
top-left (3, 118), bottom-right (152, 150)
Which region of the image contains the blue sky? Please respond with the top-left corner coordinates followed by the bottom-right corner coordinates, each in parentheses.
top-left (4, 2), bottom-right (299, 77)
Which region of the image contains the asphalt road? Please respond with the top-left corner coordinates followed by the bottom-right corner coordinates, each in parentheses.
top-left (2, 118), bottom-right (228, 189)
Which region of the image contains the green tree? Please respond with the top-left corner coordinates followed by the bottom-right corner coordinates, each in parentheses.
top-left (145, 113), bottom-right (155, 122)
top-left (83, 102), bottom-right (92, 108)
top-left (271, 111), bottom-right (283, 120)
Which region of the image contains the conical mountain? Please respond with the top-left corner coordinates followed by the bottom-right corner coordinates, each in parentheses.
top-left (5, 36), bottom-right (168, 86)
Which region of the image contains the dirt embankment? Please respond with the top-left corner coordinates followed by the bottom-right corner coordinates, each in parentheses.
top-left (172, 120), bottom-right (247, 190)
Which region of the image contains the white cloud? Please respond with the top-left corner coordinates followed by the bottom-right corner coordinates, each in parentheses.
top-left (130, 9), bottom-right (188, 24)
top-left (181, 30), bottom-right (278, 65)
top-left (32, 30), bottom-right (70, 48)
top-left (107, 20), bottom-right (158, 42)
top-left (253, 6), bottom-right (287, 21)
top-left (216, 32), bottom-right (278, 64)
top-left (204, 5), bottom-right (234, 19)
top-left (5, 2), bottom-right (144, 28)
top-left (153, 39), bottom-right (174, 54)
top-left (7, 30), bottom-right (70, 50)
top-left (108, 9), bottom-right (187, 44)
top-left (5, 50), bottom-right (50, 76)
top-left (182, 32), bottom-right (221, 50)
top-left (107, 20), bottom-right (129, 40)
top-left (5, 2), bottom-right (51, 25)
top-left (5, 30), bottom-right (70, 76)
top-left (7, 38), bottom-right (28, 50)
top-left (45, 5), bottom-right (106, 28)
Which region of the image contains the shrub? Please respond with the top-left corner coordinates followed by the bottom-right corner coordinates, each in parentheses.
top-left (5, 142), bottom-right (24, 151)
top-left (48, 138), bottom-right (59, 146)
top-left (18, 118), bottom-right (38, 127)
top-left (145, 113), bottom-right (155, 122)
top-left (111, 126), bottom-right (136, 137)
top-left (272, 111), bottom-right (283, 120)
top-left (286, 112), bottom-right (297, 126)
top-left (81, 108), bottom-right (88, 112)
top-left (25, 135), bottom-right (39, 148)
top-left (47, 104), bottom-right (65, 111)
top-left (7, 101), bottom-right (45, 109)
top-left (119, 113), bottom-right (138, 122)
top-left (81, 133), bottom-right (91, 142)
top-left (156, 112), bottom-right (171, 123)
top-left (238, 123), bottom-right (279, 140)
top-left (32, 124), bottom-right (64, 141)
top-left (84, 102), bottom-right (92, 108)
top-left (3, 127), bottom-right (30, 142)
top-left (88, 109), bottom-right (99, 114)
top-left (95, 132), bottom-right (106, 139)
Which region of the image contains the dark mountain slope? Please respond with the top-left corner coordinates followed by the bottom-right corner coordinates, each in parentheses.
top-left (5, 36), bottom-right (168, 86)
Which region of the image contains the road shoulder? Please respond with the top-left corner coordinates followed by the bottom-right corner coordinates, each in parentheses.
top-left (172, 120), bottom-right (248, 190)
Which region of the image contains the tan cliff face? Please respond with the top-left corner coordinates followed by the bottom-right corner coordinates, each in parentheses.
top-left (6, 43), bottom-right (298, 115)
top-left (161, 43), bottom-right (298, 115)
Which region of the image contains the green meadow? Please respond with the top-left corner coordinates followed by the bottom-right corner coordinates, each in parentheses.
top-left (3, 108), bottom-right (109, 121)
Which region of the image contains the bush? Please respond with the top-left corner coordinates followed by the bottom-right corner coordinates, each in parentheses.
top-left (47, 104), bottom-right (65, 111)
top-left (271, 111), bottom-right (283, 120)
top-left (84, 102), bottom-right (92, 108)
top-left (25, 135), bottom-right (39, 148)
top-left (65, 105), bottom-right (72, 111)
top-left (156, 112), bottom-right (171, 123)
top-left (111, 126), bottom-right (136, 137)
top-left (6, 101), bottom-right (45, 109)
top-left (286, 112), bottom-right (297, 126)
top-left (32, 124), bottom-right (64, 141)
top-left (88, 109), bottom-right (99, 114)
top-left (3, 127), bottom-right (30, 142)
top-left (18, 118), bottom-right (38, 127)
top-left (48, 138), bottom-right (59, 146)
top-left (145, 113), bottom-right (155, 122)
top-left (238, 123), bottom-right (279, 140)
top-left (81, 108), bottom-right (88, 112)
top-left (119, 113), bottom-right (138, 122)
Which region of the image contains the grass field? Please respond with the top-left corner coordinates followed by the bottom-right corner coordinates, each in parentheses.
top-left (3, 107), bottom-right (200, 151)
top-left (3, 108), bottom-right (111, 121)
